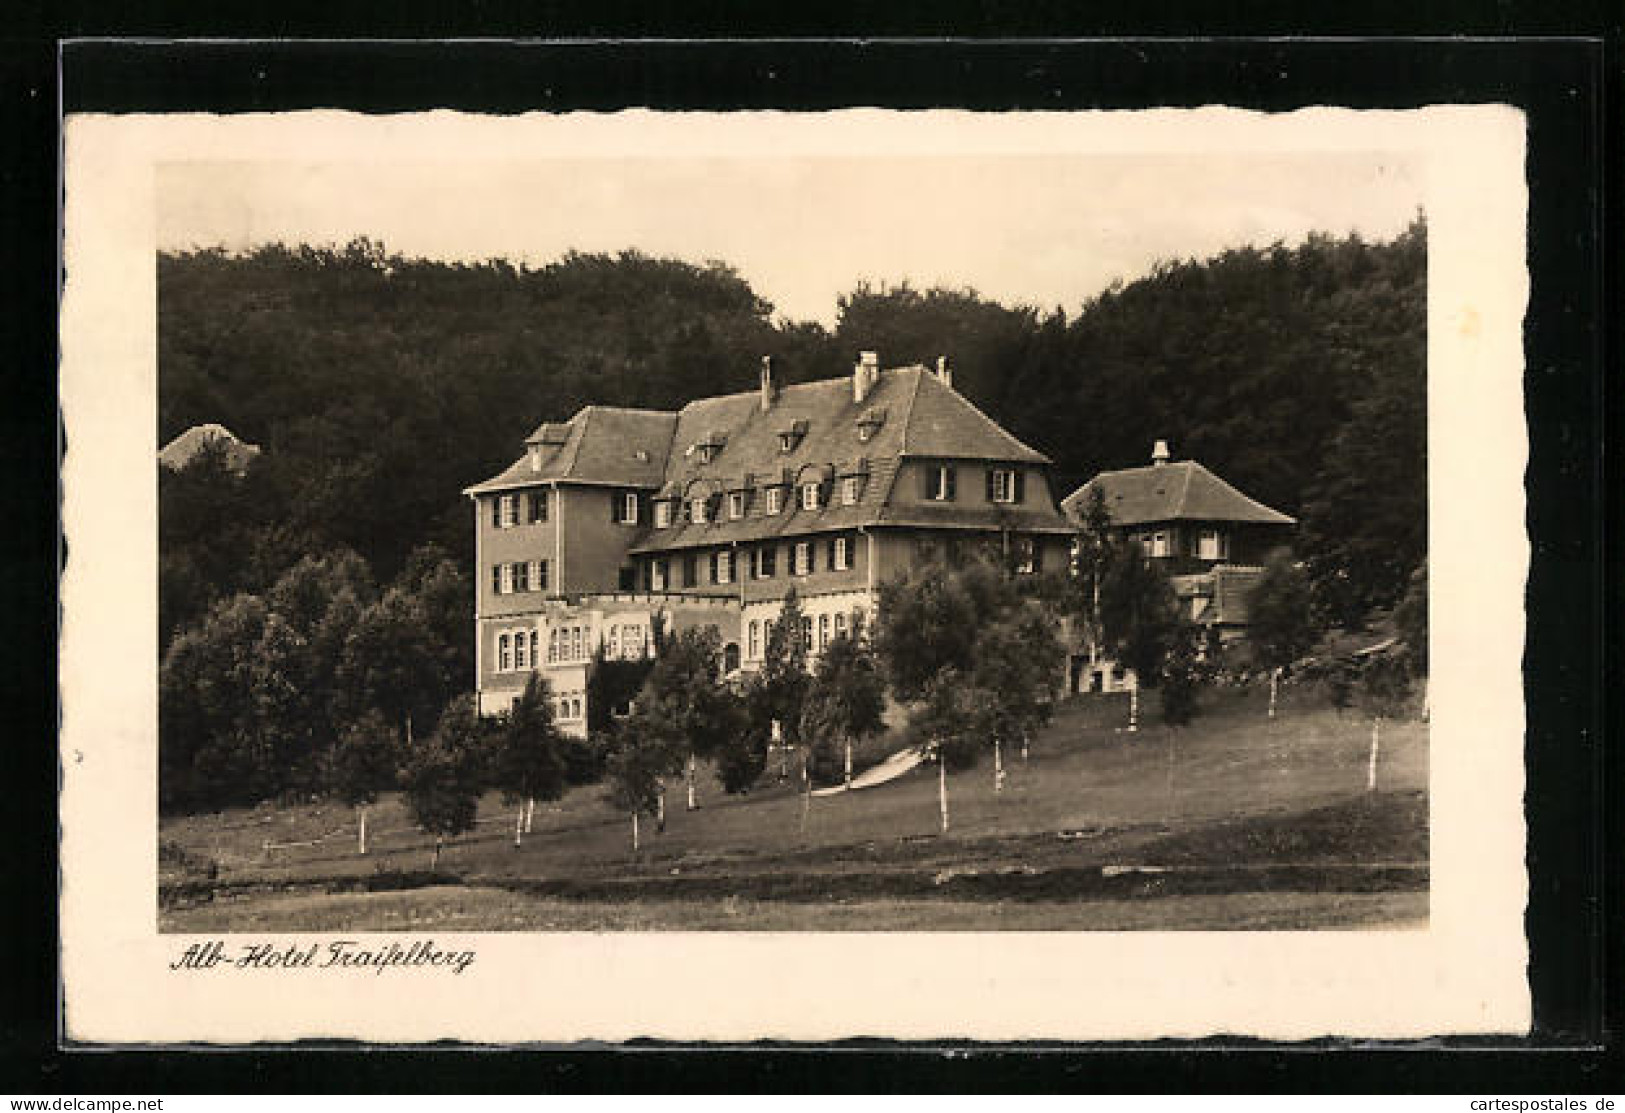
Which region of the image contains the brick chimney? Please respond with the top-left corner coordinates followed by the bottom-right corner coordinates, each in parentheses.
top-left (1152, 439), bottom-right (1171, 466)
top-left (759, 355), bottom-right (776, 412)
top-left (854, 350), bottom-right (880, 404)
top-left (935, 355), bottom-right (953, 389)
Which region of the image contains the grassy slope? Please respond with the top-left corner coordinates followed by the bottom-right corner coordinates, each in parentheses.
top-left (162, 685), bottom-right (1427, 930)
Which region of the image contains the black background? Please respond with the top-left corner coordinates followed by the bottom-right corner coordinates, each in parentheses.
top-left (3, 14), bottom-right (1617, 1094)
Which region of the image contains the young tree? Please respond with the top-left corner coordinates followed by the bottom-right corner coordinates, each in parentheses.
top-left (799, 628), bottom-right (887, 790)
top-left (488, 674), bottom-right (569, 846)
top-left (1246, 552), bottom-right (1320, 718)
top-left (969, 599), bottom-right (1066, 788)
top-left (628, 626), bottom-right (732, 820)
top-left (1097, 546), bottom-right (1179, 731)
top-left (327, 709), bottom-right (399, 855)
top-left (1072, 484), bottom-right (1116, 657)
top-left (908, 669), bottom-right (983, 834)
top-left (1357, 653), bottom-right (1413, 794)
top-left (751, 587), bottom-right (812, 782)
top-left (402, 696), bottom-right (487, 870)
top-left (603, 717), bottom-right (682, 852)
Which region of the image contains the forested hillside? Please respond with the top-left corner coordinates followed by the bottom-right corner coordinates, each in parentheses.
top-left (157, 223), bottom-right (1424, 808)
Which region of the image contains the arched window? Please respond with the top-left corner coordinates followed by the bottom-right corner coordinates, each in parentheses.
top-left (548, 629), bottom-right (559, 662)
top-left (818, 613), bottom-right (830, 651)
top-left (748, 620), bottom-right (760, 659)
top-left (514, 631), bottom-right (528, 669)
top-left (571, 697), bottom-right (582, 719)
top-left (834, 612), bottom-right (847, 639)
top-left (608, 625), bottom-right (620, 657)
top-left (498, 633), bottom-right (512, 671)
top-left (572, 627), bottom-right (584, 660)
top-left (528, 630), bottom-right (539, 668)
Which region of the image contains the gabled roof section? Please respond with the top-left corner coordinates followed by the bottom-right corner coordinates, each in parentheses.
top-left (465, 406), bottom-right (676, 494)
top-left (1061, 460), bottom-right (1295, 528)
top-left (899, 368), bottom-right (1050, 464)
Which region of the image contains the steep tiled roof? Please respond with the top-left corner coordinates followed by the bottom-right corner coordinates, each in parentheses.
top-left (469, 363), bottom-right (1070, 549)
top-left (1061, 460), bottom-right (1294, 528)
top-left (465, 406), bottom-right (675, 493)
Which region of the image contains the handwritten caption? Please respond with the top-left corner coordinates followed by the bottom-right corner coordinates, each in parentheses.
top-left (171, 939), bottom-right (476, 976)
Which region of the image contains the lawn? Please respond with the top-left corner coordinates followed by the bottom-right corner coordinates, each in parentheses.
top-left (160, 684), bottom-right (1428, 931)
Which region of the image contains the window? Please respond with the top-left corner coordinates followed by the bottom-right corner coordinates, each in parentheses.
top-left (801, 482), bottom-right (822, 511)
top-left (778, 433), bottom-right (796, 453)
top-left (765, 487), bottom-right (783, 515)
top-left (833, 535), bottom-right (851, 571)
top-left (498, 633), bottom-right (512, 671)
top-left (793, 541), bottom-right (812, 576)
top-left (692, 497), bottom-right (709, 524)
top-left (571, 697), bottom-right (582, 720)
top-left (626, 624), bottom-right (644, 655)
top-left (748, 620), bottom-right (760, 659)
top-left (514, 631), bottom-right (528, 669)
top-left (548, 630), bottom-right (559, 662)
top-left (1151, 531), bottom-right (1170, 558)
top-left (534, 559), bottom-right (549, 592)
top-left (841, 476), bottom-right (862, 505)
top-left (1198, 528), bottom-right (1228, 561)
top-left (618, 491), bottom-right (639, 525)
top-left (755, 545), bottom-right (777, 579)
top-left (572, 627), bottom-right (584, 660)
top-left (512, 561), bottom-right (529, 593)
top-left (728, 491), bottom-right (746, 519)
top-left (529, 630), bottom-right (538, 666)
top-left (801, 615), bottom-right (813, 653)
top-left (529, 490), bottom-right (549, 522)
top-left (499, 494), bottom-right (517, 527)
top-left (834, 612), bottom-right (847, 639)
top-left (682, 553), bottom-right (698, 587)
top-left (716, 549), bottom-right (734, 584)
top-left (491, 565), bottom-right (503, 595)
top-left (499, 564), bottom-right (514, 595)
top-left (818, 613), bottom-right (830, 651)
top-left (654, 500), bottom-right (672, 528)
top-left (651, 560), bottom-right (667, 592)
top-left (927, 465), bottom-right (957, 501)
top-left (990, 468), bottom-right (1020, 503)
top-left (1016, 537), bottom-right (1037, 575)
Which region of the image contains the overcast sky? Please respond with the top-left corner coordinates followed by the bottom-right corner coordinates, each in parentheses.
top-left (159, 150), bottom-right (1423, 326)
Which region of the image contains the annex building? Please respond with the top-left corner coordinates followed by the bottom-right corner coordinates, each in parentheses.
top-left (1061, 439), bottom-right (1296, 693)
top-left (465, 352), bottom-right (1074, 732)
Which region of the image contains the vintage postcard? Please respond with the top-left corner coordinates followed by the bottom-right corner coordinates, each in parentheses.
top-left (60, 106), bottom-right (1529, 1042)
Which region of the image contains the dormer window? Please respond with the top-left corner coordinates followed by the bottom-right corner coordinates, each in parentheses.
top-left (777, 419), bottom-right (810, 454)
top-left (765, 487), bottom-right (783, 515)
top-left (729, 491), bottom-right (746, 520)
top-left (800, 482), bottom-right (822, 511)
top-left (855, 407), bottom-right (887, 443)
top-left (989, 468), bottom-right (1023, 504)
top-left (529, 445), bottom-right (544, 471)
top-left (692, 497), bottom-right (710, 524)
top-left (654, 500), bottom-right (672, 528)
top-left (841, 476), bottom-right (863, 506)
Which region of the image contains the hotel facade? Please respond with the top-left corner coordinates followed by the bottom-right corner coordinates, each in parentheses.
top-left (465, 353), bottom-right (1075, 733)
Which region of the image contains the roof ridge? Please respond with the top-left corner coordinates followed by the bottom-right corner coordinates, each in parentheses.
top-left (1174, 460), bottom-right (1196, 517)
top-left (584, 404), bottom-right (678, 418)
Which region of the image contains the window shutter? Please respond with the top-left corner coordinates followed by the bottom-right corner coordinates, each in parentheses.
top-left (491, 565), bottom-right (502, 594)
top-left (538, 559), bottom-right (549, 590)
top-left (611, 491), bottom-right (621, 522)
top-left (1014, 470), bottom-right (1026, 503)
top-left (491, 498), bottom-right (500, 527)
top-left (946, 467), bottom-right (957, 501)
top-left (922, 466), bottom-right (935, 499)
top-left (827, 537), bottom-right (837, 569)
top-left (709, 551), bottom-right (718, 583)
top-left (986, 469), bottom-right (996, 503)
